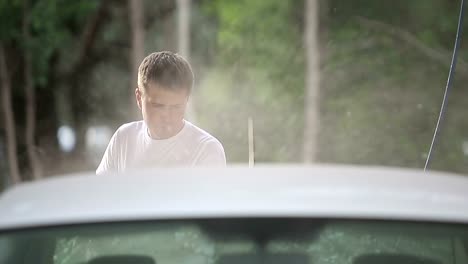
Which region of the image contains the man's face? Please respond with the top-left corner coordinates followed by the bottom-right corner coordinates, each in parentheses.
top-left (136, 83), bottom-right (189, 139)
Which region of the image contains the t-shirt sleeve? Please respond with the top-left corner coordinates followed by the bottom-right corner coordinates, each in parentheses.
top-left (196, 139), bottom-right (227, 167)
top-left (96, 129), bottom-right (120, 175)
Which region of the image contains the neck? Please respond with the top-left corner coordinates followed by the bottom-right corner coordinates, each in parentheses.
top-left (148, 120), bottom-right (185, 140)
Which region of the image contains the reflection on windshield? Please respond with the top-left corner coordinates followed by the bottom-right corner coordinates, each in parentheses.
top-left (1, 219), bottom-right (468, 264)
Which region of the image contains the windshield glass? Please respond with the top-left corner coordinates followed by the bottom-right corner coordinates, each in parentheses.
top-left (1, 219), bottom-right (468, 264)
top-left (0, 0), bottom-right (467, 183)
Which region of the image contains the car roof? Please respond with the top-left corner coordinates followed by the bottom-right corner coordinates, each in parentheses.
top-left (0, 165), bottom-right (467, 231)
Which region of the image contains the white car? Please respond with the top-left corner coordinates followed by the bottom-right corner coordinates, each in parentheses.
top-left (0, 165), bottom-right (467, 264)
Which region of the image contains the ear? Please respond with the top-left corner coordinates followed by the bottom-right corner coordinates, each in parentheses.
top-left (135, 88), bottom-right (142, 110)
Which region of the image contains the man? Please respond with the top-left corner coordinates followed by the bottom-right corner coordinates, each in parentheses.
top-left (96, 51), bottom-right (226, 174)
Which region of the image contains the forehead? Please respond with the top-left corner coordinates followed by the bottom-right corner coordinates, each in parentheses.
top-left (142, 83), bottom-right (189, 104)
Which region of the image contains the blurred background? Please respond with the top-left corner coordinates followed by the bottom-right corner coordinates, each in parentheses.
top-left (0, 0), bottom-right (467, 189)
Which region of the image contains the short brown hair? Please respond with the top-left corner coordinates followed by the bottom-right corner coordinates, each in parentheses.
top-left (137, 51), bottom-right (194, 93)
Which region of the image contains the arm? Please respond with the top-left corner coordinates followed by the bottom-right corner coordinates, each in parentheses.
top-left (195, 139), bottom-right (227, 167)
top-left (96, 129), bottom-right (120, 175)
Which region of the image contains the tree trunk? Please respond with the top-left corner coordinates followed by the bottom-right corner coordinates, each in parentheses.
top-left (23, 0), bottom-right (42, 180)
top-left (303, 0), bottom-right (320, 163)
top-left (177, 0), bottom-right (196, 121)
top-left (319, 0), bottom-right (328, 64)
top-left (177, 0), bottom-right (190, 59)
top-left (0, 44), bottom-right (21, 184)
top-left (129, 0), bottom-right (145, 119)
top-left (163, 12), bottom-right (176, 51)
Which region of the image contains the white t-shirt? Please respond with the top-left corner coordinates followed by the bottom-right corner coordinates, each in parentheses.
top-left (96, 120), bottom-right (226, 174)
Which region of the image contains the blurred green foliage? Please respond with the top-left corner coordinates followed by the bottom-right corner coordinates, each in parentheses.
top-left (196, 0), bottom-right (468, 172)
top-left (196, 0), bottom-right (306, 162)
top-left (0, 0), bottom-right (97, 86)
top-left (0, 0), bottom-right (467, 183)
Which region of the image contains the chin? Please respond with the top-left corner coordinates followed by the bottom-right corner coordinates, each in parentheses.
top-left (159, 127), bottom-right (176, 137)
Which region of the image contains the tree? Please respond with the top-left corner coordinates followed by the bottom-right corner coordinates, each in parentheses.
top-left (303, 0), bottom-right (320, 163)
top-left (129, 0), bottom-right (145, 118)
top-left (0, 44), bottom-right (21, 185)
top-left (177, 0), bottom-right (196, 121)
top-left (177, 0), bottom-right (191, 59)
top-left (23, 0), bottom-right (42, 179)
top-left (0, 0), bottom-right (104, 179)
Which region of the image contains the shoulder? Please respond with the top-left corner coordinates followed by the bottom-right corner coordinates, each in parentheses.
top-left (184, 121), bottom-right (224, 149)
top-left (114, 121), bottom-right (145, 137)
top-left (184, 122), bottom-right (226, 165)
top-left (108, 121), bottom-right (145, 145)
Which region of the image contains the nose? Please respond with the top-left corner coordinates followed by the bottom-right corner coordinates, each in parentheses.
top-left (160, 106), bottom-right (171, 118)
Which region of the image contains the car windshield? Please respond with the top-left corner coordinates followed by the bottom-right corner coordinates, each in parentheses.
top-left (1, 218), bottom-right (468, 264)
